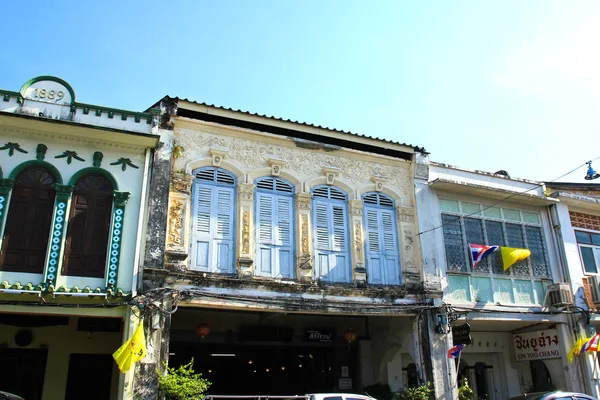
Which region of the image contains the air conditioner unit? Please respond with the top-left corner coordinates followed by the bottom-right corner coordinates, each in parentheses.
top-left (589, 275), bottom-right (600, 306)
top-left (546, 283), bottom-right (574, 307)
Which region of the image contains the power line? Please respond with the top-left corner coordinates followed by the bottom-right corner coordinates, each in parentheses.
top-left (417, 158), bottom-right (600, 236)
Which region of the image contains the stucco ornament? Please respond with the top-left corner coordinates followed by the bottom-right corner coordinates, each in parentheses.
top-left (397, 206), bottom-right (415, 222)
top-left (296, 193), bottom-right (311, 209)
top-left (354, 222), bottom-right (364, 264)
top-left (167, 199), bottom-right (185, 248)
top-left (176, 130), bottom-right (412, 200)
top-left (301, 214), bottom-right (309, 257)
top-left (241, 210), bottom-right (250, 254)
top-left (239, 183), bottom-right (254, 201)
top-left (209, 147), bottom-right (228, 167)
top-left (349, 200), bottom-right (363, 216)
top-left (171, 173), bottom-right (193, 194)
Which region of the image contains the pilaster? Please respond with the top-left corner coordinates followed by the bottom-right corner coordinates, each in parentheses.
top-left (0, 179), bottom-right (14, 249)
top-left (237, 182), bottom-right (254, 277)
top-left (165, 172), bottom-right (193, 271)
top-left (106, 191), bottom-right (130, 292)
top-left (296, 192), bottom-right (313, 282)
top-left (43, 184), bottom-right (74, 291)
top-left (349, 199), bottom-right (366, 287)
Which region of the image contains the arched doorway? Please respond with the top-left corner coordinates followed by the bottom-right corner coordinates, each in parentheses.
top-left (529, 360), bottom-right (553, 392)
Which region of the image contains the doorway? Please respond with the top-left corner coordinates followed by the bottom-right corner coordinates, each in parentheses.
top-left (65, 353), bottom-right (114, 399)
top-left (0, 348), bottom-right (48, 400)
top-left (458, 354), bottom-right (503, 400)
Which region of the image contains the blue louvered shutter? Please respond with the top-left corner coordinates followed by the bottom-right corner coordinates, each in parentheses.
top-left (364, 203), bottom-right (400, 285)
top-left (214, 187), bottom-right (235, 273)
top-left (192, 183), bottom-right (235, 273)
top-left (255, 190), bottom-right (294, 278)
top-left (312, 189), bottom-right (350, 283)
top-left (275, 196), bottom-right (293, 278)
top-left (256, 192), bottom-right (274, 276)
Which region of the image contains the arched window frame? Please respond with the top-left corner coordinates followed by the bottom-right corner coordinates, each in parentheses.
top-left (254, 177), bottom-right (295, 279)
top-left (62, 171), bottom-right (118, 281)
top-left (1, 162), bottom-right (62, 277)
top-left (190, 167), bottom-right (237, 274)
top-left (362, 192), bottom-right (401, 285)
top-left (311, 185), bottom-right (351, 283)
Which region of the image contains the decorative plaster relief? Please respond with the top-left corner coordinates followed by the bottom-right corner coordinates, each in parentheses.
top-left (209, 146), bottom-right (228, 167)
top-left (0, 142), bottom-right (27, 156)
top-left (268, 157), bottom-right (286, 177)
top-left (397, 206), bottom-right (415, 223)
top-left (241, 210), bottom-right (250, 255)
top-left (354, 222), bottom-right (364, 264)
top-left (371, 175), bottom-right (388, 192)
top-left (176, 130), bottom-right (411, 199)
top-left (349, 200), bottom-right (363, 216)
top-left (323, 166), bottom-right (341, 185)
top-left (301, 214), bottom-right (309, 256)
top-left (239, 183), bottom-right (254, 201)
top-left (402, 228), bottom-right (417, 272)
top-left (296, 193), bottom-right (311, 209)
top-left (171, 173), bottom-right (193, 194)
top-left (167, 198), bottom-right (185, 249)
top-left (414, 152), bottom-right (429, 180)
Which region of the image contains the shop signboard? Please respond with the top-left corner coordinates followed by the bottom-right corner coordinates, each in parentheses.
top-left (304, 329), bottom-right (336, 343)
top-left (512, 329), bottom-right (560, 361)
top-left (452, 323), bottom-right (472, 345)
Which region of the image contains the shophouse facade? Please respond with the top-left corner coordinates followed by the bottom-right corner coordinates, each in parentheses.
top-left (0, 76), bottom-right (159, 400)
top-left (545, 181), bottom-right (600, 398)
top-left (138, 98), bottom-right (452, 398)
top-left (416, 162), bottom-right (586, 399)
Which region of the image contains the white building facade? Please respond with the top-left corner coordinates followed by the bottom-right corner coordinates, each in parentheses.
top-left (416, 162), bottom-right (587, 399)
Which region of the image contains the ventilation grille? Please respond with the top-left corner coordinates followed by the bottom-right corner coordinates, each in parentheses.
top-left (363, 192), bottom-right (393, 207)
top-left (256, 177), bottom-right (293, 194)
top-left (313, 186), bottom-right (346, 201)
top-left (196, 168), bottom-right (235, 185)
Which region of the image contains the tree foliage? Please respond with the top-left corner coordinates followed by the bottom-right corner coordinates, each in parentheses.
top-left (158, 358), bottom-right (212, 400)
top-left (393, 382), bottom-right (434, 400)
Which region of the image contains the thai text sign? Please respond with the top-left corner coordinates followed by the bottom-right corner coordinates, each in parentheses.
top-left (513, 329), bottom-right (560, 361)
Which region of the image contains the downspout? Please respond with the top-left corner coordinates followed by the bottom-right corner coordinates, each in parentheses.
top-left (132, 147), bottom-right (152, 297)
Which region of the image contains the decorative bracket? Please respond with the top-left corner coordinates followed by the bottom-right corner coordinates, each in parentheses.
top-left (371, 175), bottom-right (388, 192)
top-left (322, 167), bottom-right (341, 185)
top-left (268, 157), bottom-right (286, 177)
top-left (209, 146), bottom-right (228, 167)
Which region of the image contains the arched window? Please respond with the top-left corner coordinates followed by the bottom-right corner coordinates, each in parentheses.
top-left (62, 173), bottom-right (114, 277)
top-left (312, 185), bottom-right (350, 283)
top-left (1, 166), bottom-right (56, 273)
top-left (191, 167), bottom-right (236, 274)
top-left (255, 177), bottom-right (294, 278)
top-left (363, 192), bottom-right (400, 285)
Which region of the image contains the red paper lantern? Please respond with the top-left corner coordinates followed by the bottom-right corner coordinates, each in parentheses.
top-left (343, 328), bottom-right (357, 344)
top-left (196, 322), bottom-right (211, 339)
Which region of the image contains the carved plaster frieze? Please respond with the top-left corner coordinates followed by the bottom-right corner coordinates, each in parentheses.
top-left (167, 199), bottom-right (185, 249)
top-left (171, 173), bottom-right (194, 194)
top-left (239, 183), bottom-right (254, 201)
top-left (402, 228), bottom-right (417, 272)
top-left (397, 206), bottom-right (415, 223)
top-left (175, 130), bottom-right (411, 199)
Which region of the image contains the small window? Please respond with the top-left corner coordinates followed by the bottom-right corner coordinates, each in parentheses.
top-left (196, 168), bottom-right (235, 185)
top-left (256, 177), bottom-right (294, 194)
top-left (576, 231), bottom-right (592, 244)
top-left (313, 186), bottom-right (346, 201)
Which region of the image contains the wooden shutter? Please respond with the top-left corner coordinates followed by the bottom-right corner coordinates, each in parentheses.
top-left (275, 196), bottom-right (293, 278)
top-left (364, 205), bottom-right (400, 285)
top-left (312, 192), bottom-right (350, 283)
top-left (192, 183), bottom-right (235, 273)
top-left (62, 174), bottom-right (114, 278)
top-left (1, 167), bottom-right (55, 273)
top-left (256, 192), bottom-right (274, 276)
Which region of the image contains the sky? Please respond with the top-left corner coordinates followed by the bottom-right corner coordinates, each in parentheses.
top-left (2, 1), bottom-right (599, 183)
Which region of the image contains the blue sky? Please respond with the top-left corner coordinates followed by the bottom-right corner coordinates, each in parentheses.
top-left (2, 1), bottom-right (599, 182)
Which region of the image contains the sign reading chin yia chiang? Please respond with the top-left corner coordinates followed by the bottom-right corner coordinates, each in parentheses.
top-left (513, 329), bottom-right (560, 361)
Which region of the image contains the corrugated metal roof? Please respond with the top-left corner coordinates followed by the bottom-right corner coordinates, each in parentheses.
top-left (160, 96), bottom-right (426, 153)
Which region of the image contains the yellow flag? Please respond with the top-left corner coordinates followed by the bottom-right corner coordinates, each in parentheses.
top-left (113, 322), bottom-right (147, 373)
top-left (568, 336), bottom-right (588, 363)
top-left (501, 247), bottom-right (531, 271)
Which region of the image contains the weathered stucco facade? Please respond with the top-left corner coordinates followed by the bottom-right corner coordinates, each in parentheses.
top-left (139, 98), bottom-right (450, 399)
